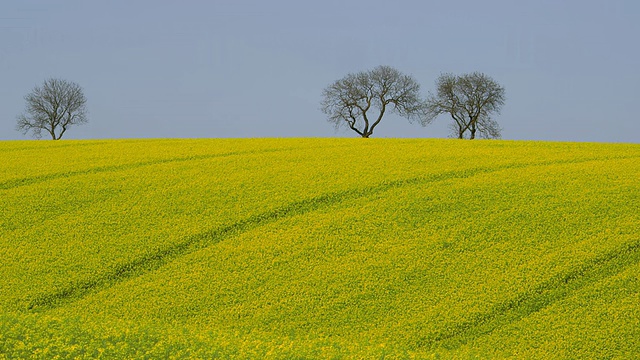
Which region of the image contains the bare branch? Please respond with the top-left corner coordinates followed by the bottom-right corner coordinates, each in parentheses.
top-left (425, 72), bottom-right (505, 139)
top-left (15, 78), bottom-right (88, 140)
top-left (321, 66), bottom-right (428, 138)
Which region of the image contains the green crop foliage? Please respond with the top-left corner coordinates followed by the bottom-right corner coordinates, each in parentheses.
top-left (1, 138), bottom-right (639, 358)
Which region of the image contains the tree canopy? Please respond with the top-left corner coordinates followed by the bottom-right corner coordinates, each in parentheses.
top-left (426, 72), bottom-right (505, 139)
top-left (16, 78), bottom-right (88, 140)
top-left (321, 66), bottom-right (428, 138)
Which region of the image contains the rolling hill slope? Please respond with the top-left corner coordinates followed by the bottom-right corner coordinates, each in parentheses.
top-left (1, 138), bottom-right (639, 358)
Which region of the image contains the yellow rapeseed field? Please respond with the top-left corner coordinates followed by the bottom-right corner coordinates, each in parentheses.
top-left (1, 138), bottom-right (639, 358)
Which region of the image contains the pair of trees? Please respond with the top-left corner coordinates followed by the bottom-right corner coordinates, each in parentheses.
top-left (321, 66), bottom-right (506, 139)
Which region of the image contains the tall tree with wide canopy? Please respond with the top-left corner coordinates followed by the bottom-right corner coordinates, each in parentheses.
top-left (321, 66), bottom-right (428, 138)
top-left (426, 72), bottom-right (505, 139)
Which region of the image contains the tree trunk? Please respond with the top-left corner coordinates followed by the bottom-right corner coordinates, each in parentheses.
top-left (469, 115), bottom-right (477, 140)
top-left (469, 118), bottom-right (477, 139)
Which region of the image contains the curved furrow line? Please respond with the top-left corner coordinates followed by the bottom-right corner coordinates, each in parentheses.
top-left (23, 171), bottom-right (463, 311)
top-left (0, 147), bottom-right (297, 191)
top-left (0, 139), bottom-right (154, 153)
top-left (24, 155), bottom-right (640, 311)
top-left (1, 142), bottom-right (365, 191)
top-left (1, 142), bottom-right (103, 153)
top-left (416, 238), bottom-right (640, 350)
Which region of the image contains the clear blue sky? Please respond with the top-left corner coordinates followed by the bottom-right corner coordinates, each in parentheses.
top-left (1, 0), bottom-right (638, 142)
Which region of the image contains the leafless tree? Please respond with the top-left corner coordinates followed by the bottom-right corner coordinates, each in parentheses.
top-left (16, 78), bottom-right (88, 140)
top-left (425, 72), bottom-right (505, 139)
top-left (321, 65), bottom-right (428, 138)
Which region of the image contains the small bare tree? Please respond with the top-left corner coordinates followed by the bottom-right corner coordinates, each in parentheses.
top-left (426, 72), bottom-right (505, 139)
top-left (16, 78), bottom-right (88, 140)
top-left (321, 65), bottom-right (428, 138)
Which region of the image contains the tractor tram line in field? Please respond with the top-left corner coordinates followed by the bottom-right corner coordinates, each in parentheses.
top-left (24, 153), bottom-right (640, 313)
top-left (1, 141), bottom-right (365, 192)
top-left (417, 237), bottom-right (640, 350)
top-left (2, 147), bottom-right (292, 191)
top-left (2, 139), bottom-right (640, 358)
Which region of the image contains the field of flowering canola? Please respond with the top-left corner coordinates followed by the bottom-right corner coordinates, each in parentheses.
top-left (1, 138), bottom-right (639, 358)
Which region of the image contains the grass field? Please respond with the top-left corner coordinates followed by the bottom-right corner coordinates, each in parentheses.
top-left (1, 138), bottom-right (639, 359)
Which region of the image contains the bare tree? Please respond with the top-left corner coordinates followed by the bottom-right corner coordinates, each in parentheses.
top-left (321, 65), bottom-right (428, 138)
top-left (16, 78), bottom-right (88, 140)
top-left (425, 72), bottom-right (505, 139)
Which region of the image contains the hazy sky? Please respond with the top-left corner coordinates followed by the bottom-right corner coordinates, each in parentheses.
top-left (1, 0), bottom-right (638, 142)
